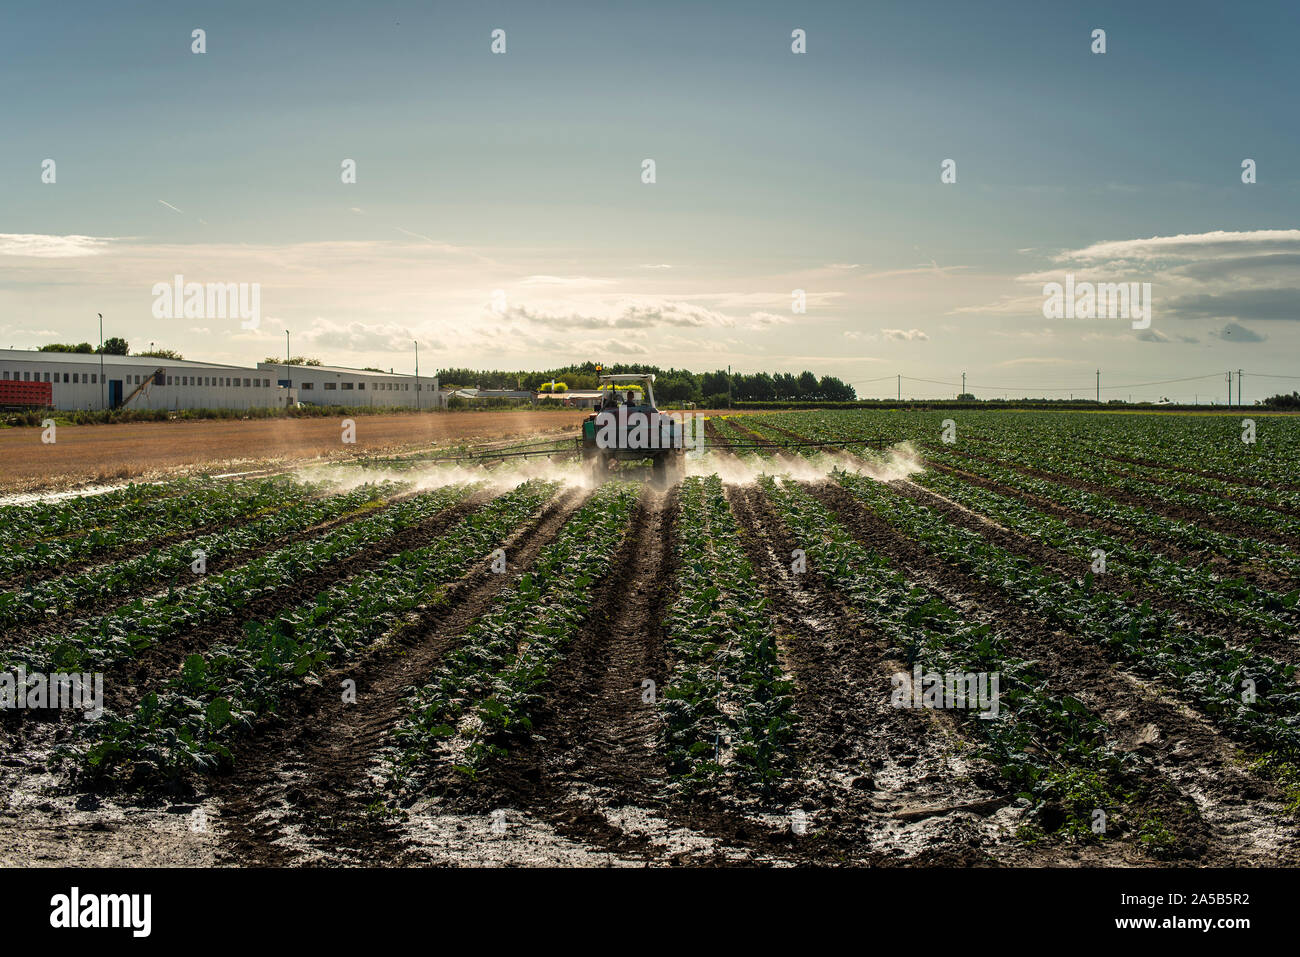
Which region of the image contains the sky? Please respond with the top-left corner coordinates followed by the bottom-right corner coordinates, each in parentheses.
top-left (1, 0), bottom-right (1298, 402)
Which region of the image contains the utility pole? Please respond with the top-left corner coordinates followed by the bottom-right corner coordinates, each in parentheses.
top-left (285, 330), bottom-right (291, 407)
top-left (1238, 369), bottom-right (1243, 407)
top-left (1095, 369), bottom-right (1100, 404)
top-left (1227, 371), bottom-right (1232, 407)
top-left (897, 373), bottom-right (901, 401)
top-left (414, 340), bottom-right (420, 410)
top-left (961, 371), bottom-right (966, 397)
top-left (727, 364), bottom-right (731, 409)
top-left (98, 313), bottom-right (105, 411)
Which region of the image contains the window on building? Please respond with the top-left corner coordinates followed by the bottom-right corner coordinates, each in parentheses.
top-left (324, 382), bottom-right (337, 390)
top-left (167, 376), bottom-right (173, 385)
top-left (342, 382), bottom-right (354, 391)
top-left (72, 373), bottom-right (79, 383)
top-left (23, 371), bottom-right (30, 381)
top-left (301, 381), bottom-right (314, 390)
top-left (65, 373), bottom-right (70, 383)
top-left (43, 372), bottom-right (50, 382)
top-left (358, 382), bottom-right (365, 390)
top-left (242, 378), bottom-right (250, 387)
top-left (154, 371), bottom-right (165, 386)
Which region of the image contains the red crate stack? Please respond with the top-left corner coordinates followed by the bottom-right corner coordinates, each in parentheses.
top-left (0, 380), bottom-right (53, 407)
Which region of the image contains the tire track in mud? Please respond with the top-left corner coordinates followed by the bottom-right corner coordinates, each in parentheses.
top-left (724, 483), bottom-right (1008, 865)
top-left (442, 481), bottom-right (897, 866)
top-left (207, 487), bottom-right (593, 866)
top-left (434, 485), bottom-right (837, 866)
top-left (435, 486), bottom-right (683, 863)
top-left (810, 480), bottom-right (1300, 866)
top-left (892, 477), bottom-right (1300, 668)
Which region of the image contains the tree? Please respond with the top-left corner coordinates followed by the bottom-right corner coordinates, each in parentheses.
top-left (263, 356), bottom-right (322, 366)
top-left (40, 342), bottom-right (94, 353)
top-left (773, 372), bottom-right (799, 399)
top-left (99, 337), bottom-right (129, 355)
top-left (136, 348), bottom-right (185, 360)
top-left (819, 375), bottom-right (856, 401)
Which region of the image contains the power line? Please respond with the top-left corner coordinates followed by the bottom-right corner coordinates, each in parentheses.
top-left (848, 370), bottom-right (1287, 398)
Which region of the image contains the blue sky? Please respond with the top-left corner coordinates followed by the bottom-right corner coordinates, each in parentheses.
top-left (2, 0), bottom-right (1298, 400)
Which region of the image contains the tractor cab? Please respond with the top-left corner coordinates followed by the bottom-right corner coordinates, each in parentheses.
top-left (581, 373), bottom-right (685, 486)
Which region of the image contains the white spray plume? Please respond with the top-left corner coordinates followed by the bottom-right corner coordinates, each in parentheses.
top-left (292, 441), bottom-right (926, 494)
top-left (685, 441), bottom-right (925, 484)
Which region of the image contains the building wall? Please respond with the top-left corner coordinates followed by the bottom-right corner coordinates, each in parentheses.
top-left (1, 351), bottom-right (441, 412)
top-left (255, 363), bottom-right (441, 409)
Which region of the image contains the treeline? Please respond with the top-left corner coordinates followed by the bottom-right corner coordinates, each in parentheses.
top-left (39, 340), bottom-right (184, 359)
top-left (1262, 392), bottom-right (1300, 410)
top-left (437, 362), bottom-right (856, 403)
top-left (40, 338), bottom-right (129, 355)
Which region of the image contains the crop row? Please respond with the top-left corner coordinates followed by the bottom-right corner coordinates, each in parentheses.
top-left (387, 480), bottom-right (642, 789)
top-left (757, 475), bottom-right (1162, 839)
top-left (924, 449), bottom-right (1300, 582)
top-left (0, 481), bottom-right (403, 631)
top-left (73, 480), bottom-right (561, 786)
top-left (915, 468), bottom-right (1299, 633)
top-left (941, 440), bottom-right (1300, 539)
top-left (750, 407), bottom-right (1300, 582)
top-left (706, 415), bottom-right (762, 451)
top-left (1, 483), bottom-right (476, 676)
top-left (1, 476), bottom-right (320, 581)
top-left (0, 479), bottom-right (198, 548)
top-left (756, 409), bottom-right (1296, 489)
top-left (834, 470), bottom-right (1300, 777)
top-left (660, 475), bottom-right (796, 796)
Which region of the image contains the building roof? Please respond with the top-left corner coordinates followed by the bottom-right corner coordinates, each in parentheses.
top-left (254, 361), bottom-right (420, 379)
top-left (0, 349), bottom-right (252, 371)
top-left (2, 351), bottom-right (435, 383)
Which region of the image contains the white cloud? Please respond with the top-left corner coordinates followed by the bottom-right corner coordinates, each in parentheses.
top-left (0, 234), bottom-right (116, 257)
top-left (519, 275), bottom-right (618, 288)
top-left (1057, 230), bottom-right (1300, 263)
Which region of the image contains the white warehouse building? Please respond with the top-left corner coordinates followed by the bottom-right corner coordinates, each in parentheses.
top-left (0, 349), bottom-right (439, 412)
top-left (255, 362), bottom-right (440, 409)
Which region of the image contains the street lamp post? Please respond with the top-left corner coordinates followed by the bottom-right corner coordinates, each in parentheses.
top-left (284, 330), bottom-right (291, 408)
top-left (414, 340), bottom-right (420, 410)
top-left (98, 313), bottom-right (105, 410)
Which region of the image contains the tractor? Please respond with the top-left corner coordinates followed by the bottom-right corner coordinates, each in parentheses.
top-left (580, 373), bottom-right (686, 486)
